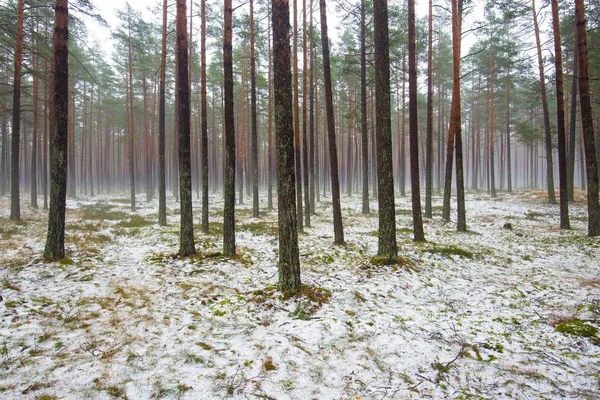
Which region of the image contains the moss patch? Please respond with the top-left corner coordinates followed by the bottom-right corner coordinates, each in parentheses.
top-left (424, 245), bottom-right (474, 259)
top-left (555, 320), bottom-right (598, 338)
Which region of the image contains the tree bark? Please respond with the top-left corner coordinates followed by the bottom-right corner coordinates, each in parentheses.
top-left (453, 0), bottom-right (466, 232)
top-left (374, 0), bottom-right (398, 260)
top-left (532, 0), bottom-right (556, 204)
top-left (293, 0), bottom-right (304, 231)
top-left (575, 0), bottom-right (600, 236)
top-left (550, 0), bottom-right (570, 229)
top-left (408, 0), bottom-right (425, 241)
top-left (10, 0), bottom-right (25, 221)
top-left (425, 0), bottom-right (433, 219)
top-left (360, 0), bottom-right (369, 214)
top-left (320, 0), bottom-right (344, 245)
top-left (273, 0), bottom-right (301, 293)
top-left (302, 0), bottom-right (310, 226)
top-left (44, 0), bottom-right (68, 259)
top-left (250, 0), bottom-right (259, 218)
top-left (568, 40), bottom-right (578, 202)
top-left (158, 0), bottom-right (168, 225)
top-left (176, 0), bottom-right (196, 255)
top-left (201, 0), bottom-right (209, 232)
top-left (223, 0), bottom-right (237, 254)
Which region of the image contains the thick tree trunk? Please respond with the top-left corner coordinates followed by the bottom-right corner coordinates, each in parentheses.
top-left (575, 0), bottom-right (600, 236)
top-left (453, 0), bottom-right (466, 232)
top-left (550, 0), bottom-right (570, 229)
top-left (44, 0), bottom-right (68, 259)
top-left (273, 0), bottom-right (301, 293)
top-left (223, 0), bottom-right (237, 254)
top-left (176, 0), bottom-right (196, 255)
top-left (532, 0), bottom-right (556, 204)
top-left (320, 0), bottom-right (344, 245)
top-left (409, 0), bottom-right (425, 241)
top-left (10, 0), bottom-right (25, 220)
top-left (373, 0), bottom-right (398, 260)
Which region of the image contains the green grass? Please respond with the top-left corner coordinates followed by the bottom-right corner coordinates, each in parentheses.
top-left (424, 245), bottom-right (474, 259)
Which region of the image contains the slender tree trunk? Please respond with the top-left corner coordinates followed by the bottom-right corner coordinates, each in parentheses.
top-left (425, 0), bottom-right (434, 219)
top-left (223, 0), bottom-right (237, 254)
top-left (320, 0), bottom-right (344, 245)
top-left (400, 53), bottom-right (407, 197)
top-left (374, 0), bottom-right (398, 260)
top-left (44, 0), bottom-right (68, 259)
top-left (575, 0), bottom-right (600, 236)
top-left (267, 15), bottom-right (274, 211)
top-left (506, 74), bottom-right (512, 192)
top-left (550, 0), bottom-right (570, 229)
top-left (532, 0), bottom-right (556, 204)
top-left (250, 0), bottom-right (259, 218)
top-left (302, 0), bottom-right (310, 226)
top-left (293, 0), bottom-right (304, 231)
top-left (10, 0), bottom-right (25, 220)
top-left (200, 0), bottom-right (209, 232)
top-left (489, 37), bottom-right (497, 198)
top-left (127, 17), bottom-right (136, 211)
top-left (568, 42), bottom-right (578, 202)
top-left (32, 24), bottom-right (39, 209)
top-left (361, 0), bottom-right (369, 214)
top-left (273, 0), bottom-right (301, 293)
top-left (309, 0), bottom-right (316, 213)
top-left (158, 0), bottom-right (168, 225)
top-left (408, 0), bottom-right (425, 241)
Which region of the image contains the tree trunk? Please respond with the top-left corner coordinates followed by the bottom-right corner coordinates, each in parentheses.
top-left (200, 0), bottom-right (209, 232)
top-left (127, 15), bottom-right (136, 211)
top-left (532, 0), bottom-right (556, 204)
top-left (273, 0), bottom-right (301, 293)
top-left (320, 0), bottom-right (344, 245)
top-left (293, 0), bottom-right (304, 231)
top-left (488, 37), bottom-right (497, 198)
top-left (302, 0), bottom-right (310, 226)
top-left (250, 0), bottom-right (259, 218)
top-left (158, 0), bottom-right (168, 225)
top-left (223, 0), bottom-right (237, 254)
top-left (267, 14), bottom-right (274, 211)
top-left (425, 0), bottom-right (433, 219)
top-left (360, 0), bottom-right (369, 214)
top-left (550, 0), bottom-right (570, 229)
top-left (575, 0), bottom-right (600, 236)
top-left (568, 40), bottom-right (578, 202)
top-left (373, 0), bottom-right (398, 260)
top-left (32, 23), bottom-right (39, 209)
top-left (176, 0), bottom-right (196, 255)
top-left (453, 0), bottom-right (466, 232)
top-left (10, 0), bottom-right (25, 220)
top-left (409, 0), bottom-right (425, 241)
top-left (309, 0), bottom-right (316, 213)
top-left (44, 0), bottom-right (69, 259)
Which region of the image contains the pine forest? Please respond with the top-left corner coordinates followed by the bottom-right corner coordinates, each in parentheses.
top-left (0, 0), bottom-right (599, 398)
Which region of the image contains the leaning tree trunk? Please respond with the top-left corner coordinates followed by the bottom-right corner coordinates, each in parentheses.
top-left (550, 0), bottom-right (570, 229)
top-left (373, 0), bottom-right (398, 261)
top-left (575, 0), bottom-right (600, 236)
top-left (44, 0), bottom-right (69, 260)
top-left (532, 0), bottom-right (556, 204)
top-left (176, 0), bottom-right (196, 256)
top-left (273, 0), bottom-right (301, 293)
top-left (408, 0), bottom-right (425, 242)
top-left (320, 0), bottom-right (344, 245)
top-left (10, 0), bottom-right (25, 221)
top-left (223, 0), bottom-right (237, 254)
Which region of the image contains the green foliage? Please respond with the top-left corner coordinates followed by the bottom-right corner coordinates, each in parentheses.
top-left (424, 245), bottom-right (474, 259)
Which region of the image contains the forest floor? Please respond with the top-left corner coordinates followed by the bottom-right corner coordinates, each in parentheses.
top-left (0, 189), bottom-right (599, 399)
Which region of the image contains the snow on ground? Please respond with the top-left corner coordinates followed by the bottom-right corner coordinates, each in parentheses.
top-left (0, 189), bottom-right (599, 399)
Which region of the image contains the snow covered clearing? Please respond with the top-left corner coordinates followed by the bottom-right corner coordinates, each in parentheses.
top-left (0, 190), bottom-right (599, 399)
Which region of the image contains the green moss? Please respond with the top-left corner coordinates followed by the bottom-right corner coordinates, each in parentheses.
top-left (555, 319), bottom-right (598, 338)
top-left (424, 245), bottom-right (474, 259)
top-left (80, 203), bottom-right (128, 220)
top-left (370, 255), bottom-right (398, 266)
top-left (239, 221), bottom-right (278, 236)
top-left (115, 215), bottom-right (153, 228)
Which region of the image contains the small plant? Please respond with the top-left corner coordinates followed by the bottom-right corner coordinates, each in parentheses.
top-left (555, 320), bottom-right (598, 338)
